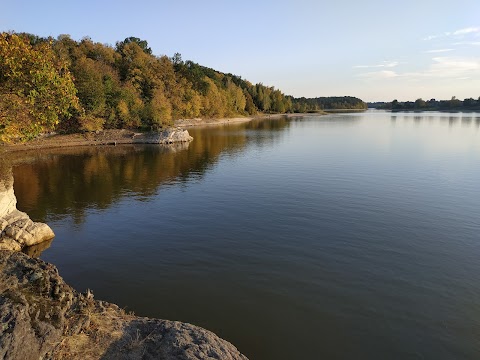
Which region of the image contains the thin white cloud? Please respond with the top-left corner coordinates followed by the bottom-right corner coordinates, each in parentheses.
top-left (424, 49), bottom-right (454, 53)
top-left (453, 27), bottom-right (480, 35)
top-left (429, 56), bottom-right (480, 75)
top-left (353, 61), bottom-right (399, 69)
top-left (423, 26), bottom-right (480, 41)
top-left (404, 57), bottom-right (480, 80)
top-left (356, 57), bottom-right (480, 82)
top-left (356, 70), bottom-right (399, 79)
top-left (453, 41), bottom-right (480, 46)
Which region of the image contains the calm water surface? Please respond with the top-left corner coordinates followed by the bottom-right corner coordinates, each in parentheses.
top-left (12, 111), bottom-right (480, 359)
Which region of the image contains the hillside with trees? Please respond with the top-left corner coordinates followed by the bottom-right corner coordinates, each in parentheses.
top-left (0, 32), bottom-right (366, 143)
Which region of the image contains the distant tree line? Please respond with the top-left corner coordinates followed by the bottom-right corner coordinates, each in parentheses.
top-left (291, 96), bottom-right (367, 112)
top-left (0, 32), bottom-right (366, 143)
top-left (369, 97), bottom-right (480, 111)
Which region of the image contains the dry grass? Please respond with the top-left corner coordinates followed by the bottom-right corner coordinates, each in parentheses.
top-left (51, 305), bottom-right (132, 359)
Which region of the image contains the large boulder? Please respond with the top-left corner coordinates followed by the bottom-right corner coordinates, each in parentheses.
top-left (0, 251), bottom-right (248, 360)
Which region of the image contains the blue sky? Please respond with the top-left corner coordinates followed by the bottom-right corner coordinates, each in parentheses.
top-left (2, 0), bottom-right (479, 101)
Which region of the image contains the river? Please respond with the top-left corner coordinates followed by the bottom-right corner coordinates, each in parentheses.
top-left (12, 111), bottom-right (480, 359)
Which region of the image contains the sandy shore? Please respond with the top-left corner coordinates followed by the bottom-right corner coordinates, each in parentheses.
top-left (174, 112), bottom-right (314, 128)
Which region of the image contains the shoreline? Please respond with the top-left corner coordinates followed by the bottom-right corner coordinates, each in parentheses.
top-left (0, 113), bottom-right (321, 153)
top-left (174, 112), bottom-right (317, 128)
top-left (0, 250), bottom-right (248, 359)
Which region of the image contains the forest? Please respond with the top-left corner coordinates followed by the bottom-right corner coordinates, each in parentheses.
top-left (369, 97), bottom-right (480, 111)
top-left (291, 96), bottom-right (367, 112)
top-left (0, 32), bottom-right (366, 142)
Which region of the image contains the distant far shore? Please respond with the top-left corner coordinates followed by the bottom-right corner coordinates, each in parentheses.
top-left (387, 109), bottom-right (480, 112)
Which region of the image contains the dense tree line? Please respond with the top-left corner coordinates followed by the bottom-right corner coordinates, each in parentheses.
top-left (369, 97), bottom-right (480, 111)
top-left (0, 32), bottom-right (365, 143)
top-left (290, 96), bottom-right (367, 112)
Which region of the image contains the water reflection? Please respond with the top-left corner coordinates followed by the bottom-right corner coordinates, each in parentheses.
top-left (12, 117), bottom-right (293, 224)
top-left (395, 112), bottom-right (480, 128)
top-left (462, 117), bottom-right (472, 126)
top-left (22, 238), bottom-right (53, 257)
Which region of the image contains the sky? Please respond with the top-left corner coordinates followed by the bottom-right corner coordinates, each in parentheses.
top-left (1, 0), bottom-right (479, 102)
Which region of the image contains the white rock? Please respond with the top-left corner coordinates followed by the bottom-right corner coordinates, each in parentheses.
top-left (0, 172), bottom-right (55, 251)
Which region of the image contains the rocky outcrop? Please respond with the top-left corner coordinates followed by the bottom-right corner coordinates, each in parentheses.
top-left (0, 168), bottom-right (55, 251)
top-left (133, 128), bottom-right (193, 144)
top-left (0, 251), bottom-right (248, 360)
top-left (0, 168), bottom-right (15, 219)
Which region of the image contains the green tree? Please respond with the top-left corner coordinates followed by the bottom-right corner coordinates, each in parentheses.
top-left (202, 78), bottom-right (226, 118)
top-left (115, 37), bottom-right (152, 55)
top-left (414, 98), bottom-right (426, 109)
top-left (244, 90), bottom-right (257, 115)
top-left (73, 57), bottom-right (107, 113)
top-left (449, 96), bottom-right (462, 108)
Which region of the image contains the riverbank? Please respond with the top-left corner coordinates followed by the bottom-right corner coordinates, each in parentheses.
top-left (174, 112), bottom-right (315, 128)
top-left (0, 128), bottom-right (193, 153)
top-left (0, 113), bottom-right (317, 153)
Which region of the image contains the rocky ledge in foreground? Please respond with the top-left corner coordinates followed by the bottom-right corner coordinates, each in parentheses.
top-left (0, 251), bottom-right (248, 360)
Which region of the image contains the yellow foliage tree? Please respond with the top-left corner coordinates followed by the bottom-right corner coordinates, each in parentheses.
top-left (0, 33), bottom-right (79, 142)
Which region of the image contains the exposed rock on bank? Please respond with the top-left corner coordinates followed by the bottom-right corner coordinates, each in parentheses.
top-left (0, 250), bottom-right (248, 360)
top-left (0, 169), bottom-right (54, 251)
top-left (133, 128), bottom-right (193, 144)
